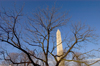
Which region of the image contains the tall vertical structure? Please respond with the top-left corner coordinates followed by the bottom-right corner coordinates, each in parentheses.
top-left (56, 29), bottom-right (65, 66)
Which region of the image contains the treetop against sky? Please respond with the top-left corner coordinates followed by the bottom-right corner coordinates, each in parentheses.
top-left (0, 0), bottom-right (100, 52)
top-left (0, 0), bottom-right (100, 66)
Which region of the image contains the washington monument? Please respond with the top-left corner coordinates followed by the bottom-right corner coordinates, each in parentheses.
top-left (56, 29), bottom-right (65, 66)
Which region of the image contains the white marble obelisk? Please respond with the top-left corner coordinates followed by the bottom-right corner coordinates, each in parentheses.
top-left (56, 29), bottom-right (64, 66)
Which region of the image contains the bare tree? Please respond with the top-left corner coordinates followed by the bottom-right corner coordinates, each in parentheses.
top-left (0, 5), bottom-right (40, 66)
top-left (0, 4), bottom-right (99, 66)
top-left (2, 51), bottom-right (35, 66)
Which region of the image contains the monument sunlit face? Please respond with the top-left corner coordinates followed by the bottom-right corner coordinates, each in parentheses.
top-left (56, 29), bottom-right (65, 66)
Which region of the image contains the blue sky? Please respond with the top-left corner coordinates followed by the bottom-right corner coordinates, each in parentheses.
top-left (0, 0), bottom-right (100, 65)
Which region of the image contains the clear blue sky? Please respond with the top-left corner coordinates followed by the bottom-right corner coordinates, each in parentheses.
top-left (0, 0), bottom-right (100, 64)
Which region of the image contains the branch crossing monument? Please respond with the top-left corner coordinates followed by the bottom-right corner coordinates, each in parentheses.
top-left (56, 29), bottom-right (65, 66)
